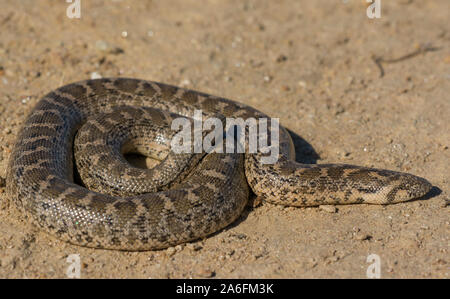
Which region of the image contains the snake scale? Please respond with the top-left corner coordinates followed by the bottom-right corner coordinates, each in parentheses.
top-left (6, 78), bottom-right (432, 250)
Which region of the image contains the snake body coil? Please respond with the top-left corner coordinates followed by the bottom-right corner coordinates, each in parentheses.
top-left (6, 78), bottom-right (432, 250)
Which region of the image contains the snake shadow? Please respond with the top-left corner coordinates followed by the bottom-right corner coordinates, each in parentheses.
top-left (285, 128), bottom-right (320, 164)
top-left (416, 186), bottom-right (442, 202)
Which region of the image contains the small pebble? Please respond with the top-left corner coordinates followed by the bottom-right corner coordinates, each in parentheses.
top-left (234, 233), bottom-right (248, 240)
top-left (435, 259), bottom-right (446, 265)
top-left (95, 40), bottom-right (124, 55)
top-left (95, 40), bottom-right (109, 51)
top-left (354, 233), bottom-right (372, 241)
top-left (109, 47), bottom-right (124, 55)
top-left (263, 75), bottom-right (272, 82)
top-left (90, 72), bottom-right (102, 80)
top-left (166, 247), bottom-right (176, 257)
top-left (226, 249), bottom-right (235, 257)
top-left (298, 80), bottom-right (307, 88)
top-left (195, 268), bottom-right (215, 278)
top-left (319, 205), bottom-right (337, 213)
top-left (276, 54), bottom-right (288, 63)
top-left (186, 243), bottom-right (203, 251)
top-left (180, 79), bottom-right (191, 87)
top-left (281, 85), bottom-right (290, 92)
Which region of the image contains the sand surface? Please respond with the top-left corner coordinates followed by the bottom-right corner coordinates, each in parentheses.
top-left (0, 0), bottom-right (448, 278)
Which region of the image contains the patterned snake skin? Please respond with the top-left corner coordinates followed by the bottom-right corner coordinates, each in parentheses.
top-left (6, 78), bottom-right (432, 250)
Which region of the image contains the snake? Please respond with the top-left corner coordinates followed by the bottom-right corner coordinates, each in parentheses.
top-left (6, 78), bottom-right (432, 250)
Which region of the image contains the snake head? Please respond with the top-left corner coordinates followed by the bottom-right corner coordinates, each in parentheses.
top-left (344, 167), bottom-right (433, 204)
top-left (382, 172), bottom-right (432, 204)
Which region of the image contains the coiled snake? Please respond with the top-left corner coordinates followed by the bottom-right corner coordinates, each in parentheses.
top-left (6, 78), bottom-right (432, 250)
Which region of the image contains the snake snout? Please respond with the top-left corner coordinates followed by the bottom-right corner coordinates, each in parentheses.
top-left (404, 174), bottom-right (432, 200)
top-left (388, 173), bottom-right (432, 204)
top-left (343, 167), bottom-right (432, 205)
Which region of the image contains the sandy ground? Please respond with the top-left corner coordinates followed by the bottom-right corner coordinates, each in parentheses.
top-left (0, 0), bottom-right (448, 278)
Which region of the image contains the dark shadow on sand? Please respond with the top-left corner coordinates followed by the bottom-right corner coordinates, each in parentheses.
top-left (285, 128), bottom-right (320, 164)
top-left (417, 186), bottom-right (442, 202)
